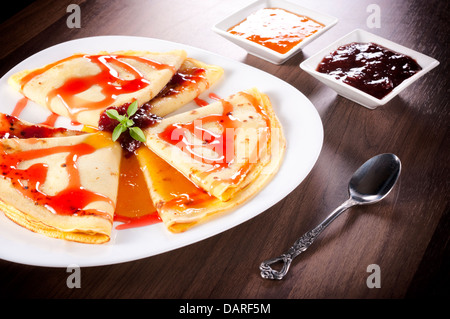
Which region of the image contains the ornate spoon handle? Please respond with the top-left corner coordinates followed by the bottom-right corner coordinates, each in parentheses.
top-left (260, 198), bottom-right (356, 280)
top-left (259, 225), bottom-right (324, 280)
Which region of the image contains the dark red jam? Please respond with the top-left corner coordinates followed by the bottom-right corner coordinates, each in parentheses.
top-left (155, 67), bottom-right (206, 99)
top-left (98, 102), bottom-right (160, 155)
top-left (316, 42), bottom-right (422, 99)
top-left (0, 114), bottom-right (70, 139)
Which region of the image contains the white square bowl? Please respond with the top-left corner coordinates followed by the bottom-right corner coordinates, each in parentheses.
top-left (300, 29), bottom-right (440, 109)
top-left (212, 0), bottom-right (338, 64)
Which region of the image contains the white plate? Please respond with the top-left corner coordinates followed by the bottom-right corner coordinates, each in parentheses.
top-left (300, 29), bottom-right (440, 109)
top-left (212, 0), bottom-right (338, 64)
top-left (0, 36), bottom-right (323, 267)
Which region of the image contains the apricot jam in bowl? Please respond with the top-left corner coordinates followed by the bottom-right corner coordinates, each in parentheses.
top-left (300, 29), bottom-right (440, 109)
top-left (212, 0), bottom-right (338, 64)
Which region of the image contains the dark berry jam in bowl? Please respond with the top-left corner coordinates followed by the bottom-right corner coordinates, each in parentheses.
top-left (299, 29), bottom-right (439, 109)
top-left (316, 42), bottom-right (422, 99)
top-left (98, 102), bottom-right (160, 155)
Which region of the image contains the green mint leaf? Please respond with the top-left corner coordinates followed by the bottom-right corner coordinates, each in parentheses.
top-left (106, 109), bottom-right (128, 123)
top-left (119, 115), bottom-right (129, 123)
top-left (127, 100), bottom-right (139, 117)
top-left (129, 126), bottom-right (146, 142)
top-left (106, 102), bottom-right (145, 144)
top-left (112, 124), bottom-right (126, 141)
top-left (106, 109), bottom-right (121, 121)
top-left (125, 118), bottom-right (135, 127)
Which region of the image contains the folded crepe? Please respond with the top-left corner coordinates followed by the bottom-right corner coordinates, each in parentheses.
top-left (8, 50), bottom-right (187, 127)
top-left (0, 131), bottom-right (121, 244)
top-left (148, 58), bottom-right (224, 117)
top-left (140, 88), bottom-right (285, 232)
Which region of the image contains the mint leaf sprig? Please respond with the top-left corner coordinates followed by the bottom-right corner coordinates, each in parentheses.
top-left (105, 100), bottom-right (146, 143)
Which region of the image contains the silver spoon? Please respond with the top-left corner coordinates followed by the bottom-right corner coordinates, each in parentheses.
top-left (260, 153), bottom-right (401, 280)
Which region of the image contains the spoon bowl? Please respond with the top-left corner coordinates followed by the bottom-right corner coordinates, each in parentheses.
top-left (349, 153), bottom-right (401, 204)
top-left (260, 153), bottom-right (401, 280)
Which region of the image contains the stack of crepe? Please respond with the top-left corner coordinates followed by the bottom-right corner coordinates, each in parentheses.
top-left (1, 49), bottom-right (285, 243)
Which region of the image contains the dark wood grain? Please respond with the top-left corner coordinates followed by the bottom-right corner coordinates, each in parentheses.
top-left (0, 0), bottom-right (448, 301)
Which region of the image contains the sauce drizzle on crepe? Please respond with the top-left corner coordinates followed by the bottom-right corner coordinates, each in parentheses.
top-left (158, 92), bottom-right (271, 185)
top-left (0, 134), bottom-right (114, 220)
top-left (18, 54), bottom-right (176, 122)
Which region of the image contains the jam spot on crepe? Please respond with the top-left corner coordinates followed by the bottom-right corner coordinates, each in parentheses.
top-left (98, 102), bottom-right (161, 155)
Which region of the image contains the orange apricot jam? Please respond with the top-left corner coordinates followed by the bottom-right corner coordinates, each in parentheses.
top-left (227, 8), bottom-right (324, 54)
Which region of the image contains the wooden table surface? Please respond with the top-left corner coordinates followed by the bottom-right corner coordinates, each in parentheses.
top-left (0, 0), bottom-right (448, 301)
